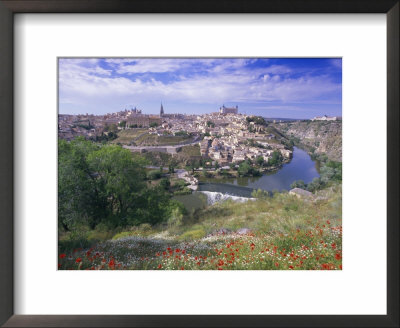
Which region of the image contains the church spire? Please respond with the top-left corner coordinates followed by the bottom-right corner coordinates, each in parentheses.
top-left (160, 102), bottom-right (164, 117)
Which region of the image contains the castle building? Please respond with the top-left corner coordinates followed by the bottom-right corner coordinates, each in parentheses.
top-left (219, 104), bottom-right (238, 114)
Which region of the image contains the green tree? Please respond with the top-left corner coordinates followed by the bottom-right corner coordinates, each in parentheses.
top-left (238, 161), bottom-right (251, 176)
top-left (290, 180), bottom-right (306, 189)
top-left (307, 177), bottom-right (324, 192)
top-left (147, 170), bottom-right (162, 180)
top-left (58, 137), bottom-right (102, 230)
top-left (256, 156), bottom-right (264, 166)
top-left (160, 178), bottom-right (170, 190)
top-left (268, 151), bottom-right (283, 166)
top-left (87, 145), bottom-right (146, 226)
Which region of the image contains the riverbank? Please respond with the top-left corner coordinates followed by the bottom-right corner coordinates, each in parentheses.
top-left (195, 147), bottom-right (319, 195)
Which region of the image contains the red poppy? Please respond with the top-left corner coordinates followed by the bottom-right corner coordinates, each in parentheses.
top-left (157, 264), bottom-right (162, 269)
top-left (275, 262), bottom-right (279, 267)
top-left (108, 259), bottom-right (115, 269)
top-left (59, 253), bottom-right (66, 259)
top-left (75, 258), bottom-right (82, 263)
top-left (289, 265), bottom-right (294, 269)
top-left (331, 243), bottom-right (336, 249)
top-left (58, 264), bottom-right (61, 269)
top-left (321, 263), bottom-right (335, 270)
top-left (335, 253), bottom-right (342, 260)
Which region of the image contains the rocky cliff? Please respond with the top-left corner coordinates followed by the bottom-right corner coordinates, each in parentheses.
top-left (273, 121), bottom-right (342, 162)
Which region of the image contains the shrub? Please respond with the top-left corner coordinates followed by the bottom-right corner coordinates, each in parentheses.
top-left (147, 170), bottom-right (162, 180)
top-left (251, 189), bottom-right (269, 198)
top-left (168, 208), bottom-right (184, 228)
top-left (112, 231), bottom-right (135, 240)
top-left (138, 223), bottom-right (152, 232)
top-left (290, 180), bottom-right (306, 189)
top-left (173, 187), bottom-right (192, 196)
top-left (178, 228), bottom-right (206, 241)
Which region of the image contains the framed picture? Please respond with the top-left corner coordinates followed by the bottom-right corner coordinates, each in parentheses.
top-left (0, 0), bottom-right (398, 327)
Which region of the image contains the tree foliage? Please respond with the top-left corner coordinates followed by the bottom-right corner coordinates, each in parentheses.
top-left (58, 138), bottom-right (183, 231)
top-left (267, 151), bottom-right (283, 166)
top-left (238, 161), bottom-right (260, 177)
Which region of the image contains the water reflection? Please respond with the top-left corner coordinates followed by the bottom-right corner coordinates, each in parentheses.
top-left (200, 147), bottom-right (320, 194)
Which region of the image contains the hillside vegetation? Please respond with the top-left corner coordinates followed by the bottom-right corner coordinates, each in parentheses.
top-left (273, 121), bottom-right (342, 162)
top-left (59, 184), bottom-right (342, 270)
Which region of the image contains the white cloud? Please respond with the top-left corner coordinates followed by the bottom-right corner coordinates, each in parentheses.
top-left (58, 58), bottom-right (341, 113)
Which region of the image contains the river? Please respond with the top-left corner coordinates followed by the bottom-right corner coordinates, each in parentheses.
top-left (174, 147), bottom-right (319, 209)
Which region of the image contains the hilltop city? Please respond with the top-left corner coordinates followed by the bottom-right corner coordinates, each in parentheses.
top-left (59, 104), bottom-right (341, 169)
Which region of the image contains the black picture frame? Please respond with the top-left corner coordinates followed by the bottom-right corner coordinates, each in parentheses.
top-left (0, 0), bottom-right (398, 327)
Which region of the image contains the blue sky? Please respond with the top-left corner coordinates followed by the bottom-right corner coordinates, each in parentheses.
top-left (58, 58), bottom-right (342, 119)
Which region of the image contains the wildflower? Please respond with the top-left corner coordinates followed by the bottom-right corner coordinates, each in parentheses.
top-left (75, 258), bottom-right (82, 263)
top-left (289, 265), bottom-right (294, 270)
top-left (275, 262), bottom-right (279, 267)
top-left (59, 253), bottom-right (66, 259)
top-left (331, 243), bottom-right (336, 249)
top-left (157, 264), bottom-right (162, 269)
top-left (321, 263), bottom-right (335, 270)
top-left (108, 259), bottom-right (115, 269)
top-left (335, 253), bottom-right (342, 260)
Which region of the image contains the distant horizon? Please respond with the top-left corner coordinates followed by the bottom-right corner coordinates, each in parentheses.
top-left (59, 58), bottom-right (342, 119)
top-left (59, 109), bottom-right (341, 121)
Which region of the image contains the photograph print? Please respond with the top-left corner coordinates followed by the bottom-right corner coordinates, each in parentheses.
top-left (58, 58), bottom-right (342, 270)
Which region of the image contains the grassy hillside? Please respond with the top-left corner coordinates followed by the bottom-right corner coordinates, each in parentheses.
top-left (58, 183), bottom-right (342, 270)
top-left (111, 129), bottom-right (148, 144)
top-left (111, 129), bottom-right (193, 146)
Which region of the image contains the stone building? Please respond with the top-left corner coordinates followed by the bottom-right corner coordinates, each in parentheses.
top-left (219, 105), bottom-right (238, 114)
